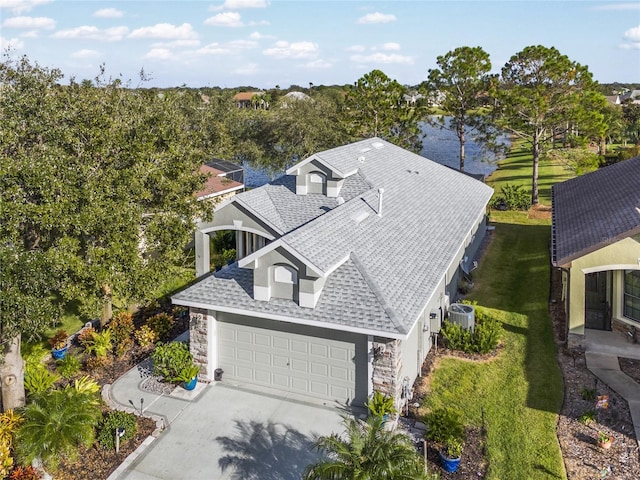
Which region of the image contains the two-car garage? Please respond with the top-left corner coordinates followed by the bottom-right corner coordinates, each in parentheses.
top-left (216, 314), bottom-right (368, 405)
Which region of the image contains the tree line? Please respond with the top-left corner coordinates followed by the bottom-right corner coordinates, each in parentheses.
top-left (1, 44), bottom-right (639, 410)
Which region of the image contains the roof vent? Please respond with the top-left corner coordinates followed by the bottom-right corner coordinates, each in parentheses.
top-left (336, 196), bottom-right (345, 205)
top-left (358, 156), bottom-right (365, 163)
top-left (377, 188), bottom-right (384, 217)
top-left (372, 142), bottom-right (384, 149)
top-left (352, 211), bottom-right (370, 224)
top-left (360, 147), bottom-right (371, 153)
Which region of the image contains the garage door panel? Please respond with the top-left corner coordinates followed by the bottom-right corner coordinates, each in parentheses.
top-left (218, 321), bottom-right (356, 403)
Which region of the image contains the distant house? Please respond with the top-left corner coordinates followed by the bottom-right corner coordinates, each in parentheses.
top-left (195, 159), bottom-right (244, 203)
top-left (620, 90), bottom-right (640, 104)
top-left (233, 91), bottom-right (267, 109)
top-left (173, 138), bottom-right (493, 409)
top-left (605, 95), bottom-right (621, 105)
top-left (551, 156), bottom-right (640, 346)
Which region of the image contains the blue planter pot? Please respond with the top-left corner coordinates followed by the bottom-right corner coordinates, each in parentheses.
top-left (439, 451), bottom-right (461, 473)
top-left (52, 346), bottom-right (68, 360)
top-left (183, 377), bottom-right (197, 391)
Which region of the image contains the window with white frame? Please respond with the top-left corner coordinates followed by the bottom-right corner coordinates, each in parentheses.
top-left (624, 270), bottom-right (640, 322)
top-left (274, 265), bottom-right (297, 284)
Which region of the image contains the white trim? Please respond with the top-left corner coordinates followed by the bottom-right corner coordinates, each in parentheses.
top-left (238, 238), bottom-right (326, 277)
top-left (173, 299), bottom-right (406, 339)
top-left (198, 223), bottom-right (276, 241)
top-left (582, 264), bottom-right (640, 274)
top-left (285, 154), bottom-right (357, 179)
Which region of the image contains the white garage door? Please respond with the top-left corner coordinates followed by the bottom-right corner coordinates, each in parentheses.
top-left (218, 321), bottom-right (356, 403)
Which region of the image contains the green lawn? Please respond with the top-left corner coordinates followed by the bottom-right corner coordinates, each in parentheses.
top-left (487, 141), bottom-right (574, 206)
top-left (424, 218), bottom-right (565, 479)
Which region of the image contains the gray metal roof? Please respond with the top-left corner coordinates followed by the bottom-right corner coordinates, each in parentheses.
top-left (174, 138), bottom-right (494, 337)
top-left (551, 156), bottom-right (640, 267)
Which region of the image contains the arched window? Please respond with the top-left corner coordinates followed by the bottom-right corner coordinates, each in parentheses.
top-left (307, 171), bottom-right (326, 195)
top-left (271, 264), bottom-right (298, 302)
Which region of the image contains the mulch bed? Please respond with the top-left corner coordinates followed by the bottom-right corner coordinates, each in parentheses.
top-left (38, 304), bottom-right (189, 480)
top-left (552, 269), bottom-right (640, 479)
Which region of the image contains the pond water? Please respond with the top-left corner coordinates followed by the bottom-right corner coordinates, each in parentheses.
top-left (243, 116), bottom-right (507, 188)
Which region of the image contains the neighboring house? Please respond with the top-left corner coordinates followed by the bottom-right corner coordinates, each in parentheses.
top-left (173, 138), bottom-right (493, 408)
top-left (194, 159), bottom-right (244, 204)
top-left (551, 156), bottom-right (640, 346)
top-left (233, 91), bottom-right (267, 109)
top-left (605, 95), bottom-right (621, 105)
top-left (620, 90), bottom-right (640, 104)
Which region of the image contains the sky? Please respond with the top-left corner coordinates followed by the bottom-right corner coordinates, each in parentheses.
top-left (1, 0), bottom-right (639, 89)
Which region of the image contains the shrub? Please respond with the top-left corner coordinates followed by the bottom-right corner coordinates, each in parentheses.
top-left (441, 321), bottom-right (474, 352)
top-left (489, 184), bottom-right (531, 211)
top-left (110, 311), bottom-right (134, 358)
top-left (0, 444), bottom-right (13, 480)
top-left (581, 387), bottom-right (596, 401)
top-left (151, 341), bottom-right (193, 383)
top-left (15, 388), bottom-right (101, 470)
top-left (9, 465), bottom-right (41, 480)
top-left (424, 407), bottom-right (466, 445)
top-left (85, 329), bottom-right (112, 358)
top-left (0, 410), bottom-right (23, 448)
top-left (473, 310), bottom-right (502, 354)
top-left (24, 364), bottom-right (60, 397)
top-left (85, 355), bottom-right (110, 372)
top-left (134, 325), bottom-right (158, 349)
top-left (77, 326), bottom-right (96, 348)
top-left (48, 329), bottom-right (68, 350)
top-left (441, 307), bottom-right (502, 355)
top-left (578, 409), bottom-right (596, 425)
top-left (96, 411), bottom-right (138, 450)
top-left (365, 391), bottom-right (397, 418)
top-left (146, 313), bottom-right (174, 341)
top-left (56, 354), bottom-right (81, 379)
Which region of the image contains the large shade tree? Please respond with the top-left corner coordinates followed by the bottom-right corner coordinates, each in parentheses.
top-left (426, 46), bottom-right (495, 171)
top-left (497, 45), bottom-right (600, 205)
top-left (0, 55), bottom-right (210, 410)
top-left (344, 69), bottom-right (425, 152)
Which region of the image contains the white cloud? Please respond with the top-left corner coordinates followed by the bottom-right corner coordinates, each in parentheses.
top-left (210, 0), bottom-right (267, 12)
top-left (263, 40), bottom-right (318, 59)
top-left (52, 26), bottom-right (128, 41)
top-left (144, 48), bottom-right (174, 60)
top-left (129, 23), bottom-right (197, 40)
top-left (151, 39), bottom-right (201, 48)
top-left (249, 31), bottom-right (275, 40)
top-left (20, 30), bottom-right (39, 38)
top-left (592, 3), bottom-right (640, 11)
top-left (0, 35), bottom-right (24, 49)
top-left (381, 42), bottom-right (400, 51)
top-left (0, 0), bottom-right (51, 14)
top-left (233, 63), bottom-right (259, 75)
top-left (204, 12), bottom-right (244, 27)
top-left (93, 8), bottom-right (124, 19)
top-left (2, 16), bottom-right (55, 29)
top-left (305, 59), bottom-right (332, 69)
top-left (71, 49), bottom-right (100, 59)
top-left (624, 25), bottom-right (640, 42)
top-left (357, 12), bottom-right (397, 24)
top-left (346, 45), bottom-right (366, 52)
top-left (350, 52), bottom-right (414, 65)
top-left (196, 42), bottom-right (231, 55)
top-left (227, 39), bottom-right (258, 49)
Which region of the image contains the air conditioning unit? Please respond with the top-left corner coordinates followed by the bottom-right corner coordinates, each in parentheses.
top-left (448, 303), bottom-right (475, 332)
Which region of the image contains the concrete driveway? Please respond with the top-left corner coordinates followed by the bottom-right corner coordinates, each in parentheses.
top-left (115, 384), bottom-right (346, 480)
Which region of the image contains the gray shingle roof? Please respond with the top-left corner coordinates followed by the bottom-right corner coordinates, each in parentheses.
top-left (551, 156), bottom-right (640, 267)
top-left (174, 138), bottom-right (494, 337)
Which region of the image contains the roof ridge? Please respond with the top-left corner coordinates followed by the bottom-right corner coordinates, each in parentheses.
top-left (349, 252), bottom-right (407, 335)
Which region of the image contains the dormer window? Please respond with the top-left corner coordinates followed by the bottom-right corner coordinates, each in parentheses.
top-left (307, 171), bottom-right (327, 195)
top-left (271, 263), bottom-right (299, 302)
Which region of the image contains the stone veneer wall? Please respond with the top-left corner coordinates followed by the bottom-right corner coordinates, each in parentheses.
top-left (372, 339), bottom-right (402, 409)
top-left (189, 307), bottom-right (209, 377)
top-left (612, 318), bottom-right (640, 343)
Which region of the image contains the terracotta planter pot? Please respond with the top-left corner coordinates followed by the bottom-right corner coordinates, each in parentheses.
top-left (598, 438), bottom-right (613, 449)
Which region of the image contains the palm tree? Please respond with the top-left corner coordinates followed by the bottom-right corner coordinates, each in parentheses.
top-left (305, 415), bottom-right (429, 480)
top-left (15, 386), bottom-right (101, 470)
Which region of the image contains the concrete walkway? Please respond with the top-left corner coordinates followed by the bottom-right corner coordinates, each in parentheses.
top-left (585, 351), bottom-right (640, 450)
